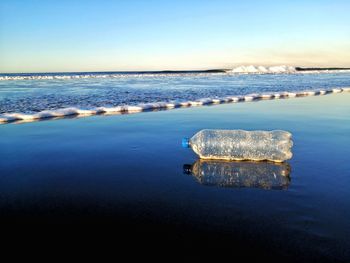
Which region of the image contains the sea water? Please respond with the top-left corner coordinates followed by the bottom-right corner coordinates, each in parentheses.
top-left (1, 69), bottom-right (350, 115)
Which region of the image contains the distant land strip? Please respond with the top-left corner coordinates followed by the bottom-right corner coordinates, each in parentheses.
top-left (1, 67), bottom-right (350, 77)
top-left (295, 67), bottom-right (350, 71)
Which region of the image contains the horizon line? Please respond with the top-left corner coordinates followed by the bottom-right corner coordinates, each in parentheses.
top-left (1, 67), bottom-right (350, 75)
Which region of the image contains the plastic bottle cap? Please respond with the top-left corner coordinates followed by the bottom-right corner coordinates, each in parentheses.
top-left (183, 164), bottom-right (192, 174)
top-left (182, 138), bottom-right (190, 148)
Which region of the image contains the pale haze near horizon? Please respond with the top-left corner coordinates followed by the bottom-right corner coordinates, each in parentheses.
top-left (0, 0), bottom-right (349, 73)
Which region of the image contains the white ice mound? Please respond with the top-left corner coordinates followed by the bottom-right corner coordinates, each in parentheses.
top-left (95, 106), bottom-right (123, 113)
top-left (230, 65), bottom-right (296, 74)
top-left (0, 113), bottom-right (35, 122)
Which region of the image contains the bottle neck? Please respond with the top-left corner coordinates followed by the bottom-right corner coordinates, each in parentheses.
top-left (182, 137), bottom-right (190, 148)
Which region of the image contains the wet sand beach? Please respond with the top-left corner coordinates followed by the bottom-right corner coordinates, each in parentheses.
top-left (0, 92), bottom-right (349, 261)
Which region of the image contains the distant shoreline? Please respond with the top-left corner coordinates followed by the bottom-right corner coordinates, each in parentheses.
top-left (295, 67), bottom-right (350, 71)
top-left (1, 67), bottom-right (350, 76)
top-left (0, 69), bottom-right (227, 76)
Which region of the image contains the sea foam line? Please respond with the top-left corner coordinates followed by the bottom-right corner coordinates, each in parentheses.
top-left (1, 87), bottom-right (349, 124)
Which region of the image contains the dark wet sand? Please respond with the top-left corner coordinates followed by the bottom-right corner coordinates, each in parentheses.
top-left (0, 93), bottom-right (349, 261)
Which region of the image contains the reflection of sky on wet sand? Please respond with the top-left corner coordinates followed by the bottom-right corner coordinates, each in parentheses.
top-left (0, 91), bottom-right (349, 260)
top-left (184, 159), bottom-right (291, 190)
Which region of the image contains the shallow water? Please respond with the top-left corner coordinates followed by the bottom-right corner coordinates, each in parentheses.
top-left (1, 72), bottom-right (350, 113)
top-left (0, 93), bottom-right (349, 261)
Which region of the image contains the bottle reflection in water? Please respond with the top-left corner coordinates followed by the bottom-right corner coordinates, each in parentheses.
top-left (184, 159), bottom-right (291, 190)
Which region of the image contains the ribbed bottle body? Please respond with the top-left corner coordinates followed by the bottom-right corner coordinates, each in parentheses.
top-left (189, 129), bottom-right (293, 162)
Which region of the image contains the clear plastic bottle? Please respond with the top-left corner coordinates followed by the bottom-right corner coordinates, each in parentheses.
top-left (183, 159), bottom-right (291, 190)
top-left (182, 129), bottom-right (293, 162)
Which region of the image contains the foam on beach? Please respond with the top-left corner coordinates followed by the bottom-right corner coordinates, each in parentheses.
top-left (1, 87), bottom-right (349, 124)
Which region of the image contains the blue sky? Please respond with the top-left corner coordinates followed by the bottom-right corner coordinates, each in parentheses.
top-left (0, 0), bottom-right (349, 72)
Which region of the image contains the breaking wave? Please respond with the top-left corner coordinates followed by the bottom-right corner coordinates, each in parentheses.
top-left (229, 65), bottom-right (297, 74)
top-left (228, 65), bottom-right (350, 74)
